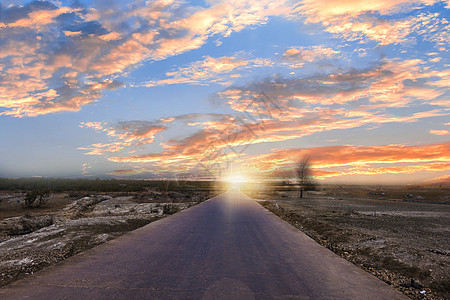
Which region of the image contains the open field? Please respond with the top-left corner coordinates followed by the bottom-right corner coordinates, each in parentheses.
top-left (257, 185), bottom-right (449, 299)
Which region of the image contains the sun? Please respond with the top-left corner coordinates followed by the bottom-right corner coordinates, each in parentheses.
top-left (226, 174), bottom-right (248, 188)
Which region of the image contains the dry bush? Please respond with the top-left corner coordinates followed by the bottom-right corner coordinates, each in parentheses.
top-left (24, 189), bottom-right (50, 208)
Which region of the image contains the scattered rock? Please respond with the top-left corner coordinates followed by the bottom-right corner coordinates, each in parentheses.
top-left (400, 279), bottom-right (424, 289)
top-left (0, 215), bottom-right (54, 237)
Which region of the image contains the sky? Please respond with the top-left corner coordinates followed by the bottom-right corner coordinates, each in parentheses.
top-left (0, 0), bottom-right (449, 184)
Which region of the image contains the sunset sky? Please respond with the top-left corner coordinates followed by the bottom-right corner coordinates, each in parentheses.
top-left (1, 0), bottom-right (449, 184)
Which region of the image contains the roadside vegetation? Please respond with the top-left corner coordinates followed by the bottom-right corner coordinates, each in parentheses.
top-left (0, 177), bottom-right (214, 194)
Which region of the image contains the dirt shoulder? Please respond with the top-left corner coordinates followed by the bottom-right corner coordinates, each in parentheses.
top-left (0, 191), bottom-right (209, 287)
top-left (259, 192), bottom-right (449, 300)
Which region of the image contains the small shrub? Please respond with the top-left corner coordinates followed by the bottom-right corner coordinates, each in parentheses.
top-left (162, 204), bottom-right (179, 214)
top-left (24, 189), bottom-right (51, 208)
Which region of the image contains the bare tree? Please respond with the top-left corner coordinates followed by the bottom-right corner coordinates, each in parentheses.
top-left (296, 156), bottom-right (313, 198)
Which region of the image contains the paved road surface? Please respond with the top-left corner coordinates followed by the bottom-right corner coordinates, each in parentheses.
top-left (0, 190), bottom-right (407, 299)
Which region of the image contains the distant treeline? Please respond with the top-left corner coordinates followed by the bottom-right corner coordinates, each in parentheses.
top-left (0, 177), bottom-right (214, 193)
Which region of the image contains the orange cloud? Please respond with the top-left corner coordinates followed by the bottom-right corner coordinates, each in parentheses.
top-left (90, 39), bottom-right (151, 76)
top-left (297, 0), bottom-right (425, 23)
top-left (430, 129), bottom-right (449, 135)
top-left (79, 53), bottom-right (448, 179)
top-left (81, 163), bottom-right (92, 176)
top-left (180, 108), bottom-right (444, 152)
top-left (101, 105), bottom-right (445, 175)
top-left (5, 7), bottom-right (76, 29)
top-left (313, 163), bottom-right (450, 179)
top-left (80, 122), bottom-right (106, 131)
top-left (98, 32), bottom-right (123, 41)
top-left (1, 79), bottom-right (123, 117)
top-left (78, 57), bottom-right (447, 174)
top-left (260, 143), bottom-right (448, 167)
top-left (106, 118), bottom-right (249, 177)
top-left (79, 120), bottom-right (167, 155)
top-left (107, 141), bottom-right (450, 181)
top-left (1, 0), bottom-right (299, 117)
top-left (302, 163), bottom-right (450, 180)
top-left (283, 46), bottom-right (340, 62)
top-left (142, 56), bottom-right (259, 87)
top-left (297, 0), bottom-right (445, 45)
top-left (220, 59), bottom-right (447, 109)
top-left (239, 142), bottom-right (450, 178)
top-left (2, 0), bottom-right (447, 118)
top-left (325, 18), bottom-right (414, 45)
top-left (425, 174), bottom-right (450, 183)
top-left (78, 142), bottom-right (131, 156)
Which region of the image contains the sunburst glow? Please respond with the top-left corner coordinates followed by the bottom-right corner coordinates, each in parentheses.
top-left (225, 174), bottom-right (249, 188)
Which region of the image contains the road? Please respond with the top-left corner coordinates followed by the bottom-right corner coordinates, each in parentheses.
top-left (0, 190), bottom-right (407, 299)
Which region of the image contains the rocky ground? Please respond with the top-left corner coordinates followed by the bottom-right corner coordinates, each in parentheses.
top-left (0, 191), bottom-right (209, 287)
top-left (258, 188), bottom-right (449, 300)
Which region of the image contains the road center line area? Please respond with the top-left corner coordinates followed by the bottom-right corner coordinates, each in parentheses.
top-left (0, 190), bottom-right (407, 299)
